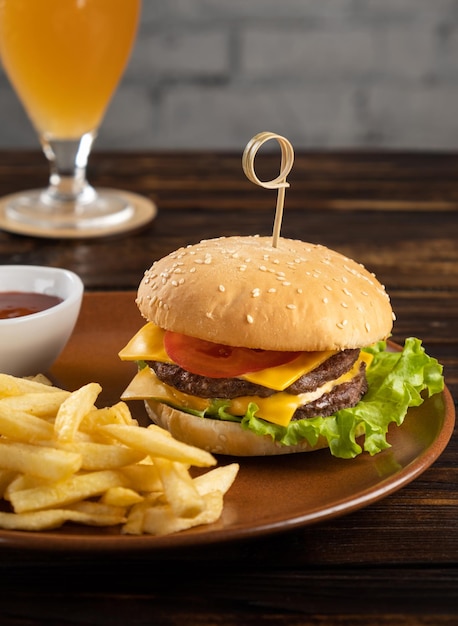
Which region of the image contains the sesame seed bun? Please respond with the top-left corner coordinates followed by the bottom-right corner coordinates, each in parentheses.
top-left (136, 235), bottom-right (393, 351)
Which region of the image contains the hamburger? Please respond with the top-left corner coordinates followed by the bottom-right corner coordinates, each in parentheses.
top-left (119, 235), bottom-right (444, 458)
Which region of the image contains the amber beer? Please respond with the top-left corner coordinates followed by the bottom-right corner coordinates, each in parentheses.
top-left (0, 0), bottom-right (141, 139)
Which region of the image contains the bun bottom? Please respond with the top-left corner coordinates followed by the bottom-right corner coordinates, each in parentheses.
top-left (144, 400), bottom-right (330, 456)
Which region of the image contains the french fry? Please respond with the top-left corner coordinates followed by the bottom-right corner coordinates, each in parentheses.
top-left (0, 406), bottom-right (55, 442)
top-left (141, 491), bottom-right (224, 536)
top-left (0, 469), bottom-right (17, 498)
top-left (99, 423), bottom-right (216, 467)
top-left (54, 382), bottom-right (102, 442)
top-left (56, 441), bottom-right (146, 471)
top-left (119, 463), bottom-right (163, 493)
top-left (66, 500), bottom-right (127, 521)
top-left (0, 440), bottom-right (82, 481)
top-left (0, 391), bottom-right (70, 418)
top-left (154, 458), bottom-right (205, 518)
top-left (26, 374), bottom-right (53, 386)
top-left (121, 495), bottom-right (158, 535)
top-left (3, 474), bottom-right (46, 501)
top-left (100, 486), bottom-right (144, 507)
top-left (0, 373), bottom-right (60, 397)
top-left (80, 401), bottom-right (138, 434)
top-left (193, 463), bottom-right (240, 496)
top-left (9, 470), bottom-right (127, 514)
top-left (0, 507), bottom-right (126, 531)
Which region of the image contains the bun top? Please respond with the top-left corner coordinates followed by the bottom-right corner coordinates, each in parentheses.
top-left (136, 236), bottom-right (393, 351)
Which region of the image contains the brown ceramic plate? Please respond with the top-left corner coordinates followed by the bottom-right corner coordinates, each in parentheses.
top-left (0, 292), bottom-right (454, 553)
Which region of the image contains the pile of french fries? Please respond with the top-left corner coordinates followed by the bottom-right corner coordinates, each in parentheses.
top-left (0, 374), bottom-right (238, 535)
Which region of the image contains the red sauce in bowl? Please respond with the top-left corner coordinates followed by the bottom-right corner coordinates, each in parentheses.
top-left (0, 291), bottom-right (63, 319)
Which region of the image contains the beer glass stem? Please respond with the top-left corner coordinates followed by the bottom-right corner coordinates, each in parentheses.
top-left (39, 133), bottom-right (97, 207)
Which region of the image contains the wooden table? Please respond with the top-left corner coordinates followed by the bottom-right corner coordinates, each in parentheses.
top-left (0, 149), bottom-right (457, 625)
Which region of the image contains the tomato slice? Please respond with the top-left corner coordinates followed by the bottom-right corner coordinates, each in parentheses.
top-left (164, 331), bottom-right (300, 378)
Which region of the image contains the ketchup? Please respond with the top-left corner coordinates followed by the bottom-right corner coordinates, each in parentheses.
top-left (0, 291), bottom-right (63, 319)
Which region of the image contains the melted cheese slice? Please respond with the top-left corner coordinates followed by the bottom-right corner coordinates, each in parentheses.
top-left (122, 352), bottom-right (373, 428)
top-left (119, 323), bottom-right (172, 363)
top-left (119, 322), bottom-right (337, 391)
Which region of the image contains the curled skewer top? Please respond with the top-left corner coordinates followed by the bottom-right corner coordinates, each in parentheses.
top-left (242, 132), bottom-right (294, 247)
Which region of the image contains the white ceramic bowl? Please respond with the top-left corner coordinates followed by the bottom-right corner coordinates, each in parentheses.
top-left (0, 265), bottom-right (84, 377)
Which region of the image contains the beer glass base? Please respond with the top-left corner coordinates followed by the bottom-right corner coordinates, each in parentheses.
top-left (0, 188), bottom-right (157, 239)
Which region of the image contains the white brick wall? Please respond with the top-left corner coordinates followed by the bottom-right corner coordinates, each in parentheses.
top-left (1, 0), bottom-right (458, 151)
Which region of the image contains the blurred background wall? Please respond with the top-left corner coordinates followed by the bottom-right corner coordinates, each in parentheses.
top-left (1, 0), bottom-right (458, 152)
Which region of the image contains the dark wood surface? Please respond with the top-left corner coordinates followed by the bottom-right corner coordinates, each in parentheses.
top-left (0, 149), bottom-right (457, 625)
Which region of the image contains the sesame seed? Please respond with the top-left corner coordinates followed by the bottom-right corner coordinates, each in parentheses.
top-left (268, 288), bottom-right (277, 293)
top-left (324, 285), bottom-right (332, 291)
top-left (365, 322), bottom-right (371, 332)
top-left (251, 288), bottom-right (261, 297)
top-left (343, 288), bottom-right (352, 296)
top-left (361, 291), bottom-right (369, 296)
top-left (323, 297), bottom-right (329, 304)
top-left (218, 285), bottom-right (225, 292)
top-left (238, 265), bottom-right (247, 272)
top-left (286, 304), bottom-right (296, 310)
top-left (259, 265), bottom-right (267, 272)
top-left (189, 267), bottom-right (196, 273)
top-left (171, 280), bottom-right (178, 286)
top-left (341, 302), bottom-right (348, 308)
top-left (246, 314), bottom-right (254, 324)
top-left (297, 288), bottom-right (303, 294)
top-left (282, 281), bottom-right (291, 286)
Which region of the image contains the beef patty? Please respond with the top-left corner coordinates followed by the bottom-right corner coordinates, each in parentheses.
top-left (148, 348), bottom-right (360, 399)
top-left (291, 362), bottom-right (367, 419)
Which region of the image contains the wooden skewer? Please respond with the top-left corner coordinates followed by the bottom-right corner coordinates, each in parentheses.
top-left (242, 131), bottom-right (294, 248)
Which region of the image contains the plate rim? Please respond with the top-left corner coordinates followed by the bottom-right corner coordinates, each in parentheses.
top-left (0, 381), bottom-right (454, 553)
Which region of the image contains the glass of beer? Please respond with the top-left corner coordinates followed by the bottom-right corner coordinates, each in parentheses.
top-left (0, 0), bottom-right (155, 237)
